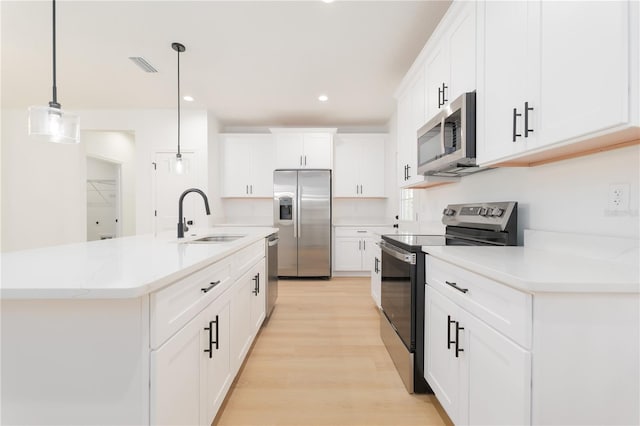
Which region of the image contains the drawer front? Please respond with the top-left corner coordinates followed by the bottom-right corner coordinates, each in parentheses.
top-left (233, 240), bottom-right (265, 280)
top-left (426, 256), bottom-right (532, 349)
top-left (151, 259), bottom-right (232, 349)
top-left (334, 228), bottom-right (371, 238)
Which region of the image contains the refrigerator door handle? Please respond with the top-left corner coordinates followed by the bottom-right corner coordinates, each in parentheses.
top-left (292, 192), bottom-right (297, 239)
top-left (297, 184), bottom-right (302, 239)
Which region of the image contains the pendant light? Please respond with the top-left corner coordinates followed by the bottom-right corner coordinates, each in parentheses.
top-left (28, 0), bottom-right (79, 144)
top-left (172, 42), bottom-right (186, 175)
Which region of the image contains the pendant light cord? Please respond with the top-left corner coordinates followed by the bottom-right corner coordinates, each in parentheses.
top-left (177, 46), bottom-right (181, 156)
top-left (50, 0), bottom-right (60, 108)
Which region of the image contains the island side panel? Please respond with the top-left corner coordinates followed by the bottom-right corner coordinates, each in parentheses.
top-left (531, 292), bottom-right (640, 425)
top-left (1, 297), bottom-right (150, 425)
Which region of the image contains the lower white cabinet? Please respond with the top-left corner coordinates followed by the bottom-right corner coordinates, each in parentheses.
top-left (334, 228), bottom-right (376, 272)
top-left (370, 241), bottom-right (382, 308)
top-left (426, 286), bottom-right (531, 425)
top-left (250, 259), bottom-right (267, 334)
top-left (151, 293), bottom-right (232, 425)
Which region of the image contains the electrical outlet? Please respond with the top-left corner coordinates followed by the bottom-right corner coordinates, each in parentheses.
top-left (608, 183), bottom-right (630, 211)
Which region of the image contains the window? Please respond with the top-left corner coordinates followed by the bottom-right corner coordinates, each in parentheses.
top-left (399, 189), bottom-right (415, 221)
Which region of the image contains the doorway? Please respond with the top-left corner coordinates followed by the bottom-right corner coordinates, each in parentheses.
top-left (86, 157), bottom-right (121, 241)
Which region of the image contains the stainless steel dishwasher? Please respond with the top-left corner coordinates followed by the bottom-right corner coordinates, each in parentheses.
top-left (266, 233), bottom-right (279, 318)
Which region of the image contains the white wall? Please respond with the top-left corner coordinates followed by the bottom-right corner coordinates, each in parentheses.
top-left (84, 131), bottom-right (135, 237)
top-left (1, 108), bottom-right (211, 252)
top-left (412, 145), bottom-right (640, 242)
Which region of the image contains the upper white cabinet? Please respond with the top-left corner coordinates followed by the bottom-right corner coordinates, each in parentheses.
top-left (221, 134), bottom-right (275, 197)
top-left (397, 72), bottom-right (425, 187)
top-left (424, 1), bottom-right (477, 121)
top-left (334, 134), bottom-right (386, 198)
top-left (272, 129), bottom-right (335, 169)
top-left (477, 0), bottom-right (639, 165)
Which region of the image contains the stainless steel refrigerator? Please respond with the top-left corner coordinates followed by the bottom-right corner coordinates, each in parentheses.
top-left (273, 170), bottom-right (331, 278)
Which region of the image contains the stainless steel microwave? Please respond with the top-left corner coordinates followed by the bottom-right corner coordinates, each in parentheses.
top-left (416, 92), bottom-right (479, 177)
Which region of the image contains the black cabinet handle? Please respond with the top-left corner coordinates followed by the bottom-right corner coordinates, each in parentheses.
top-left (257, 273), bottom-right (260, 294)
top-left (441, 82), bottom-right (448, 105)
top-left (455, 321), bottom-right (464, 358)
top-left (512, 108), bottom-right (522, 142)
top-left (524, 102), bottom-right (534, 137)
top-left (201, 280), bottom-right (221, 293)
top-left (374, 257), bottom-right (379, 273)
top-left (445, 280), bottom-right (469, 294)
top-left (447, 315), bottom-right (456, 350)
top-left (203, 315), bottom-right (219, 359)
top-left (252, 274), bottom-right (259, 295)
top-left (406, 165), bottom-right (411, 180)
top-left (438, 86), bottom-right (442, 108)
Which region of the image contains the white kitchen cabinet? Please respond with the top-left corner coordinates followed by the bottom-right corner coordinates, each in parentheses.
top-left (273, 130), bottom-right (335, 169)
top-left (334, 134), bottom-right (386, 198)
top-left (249, 258), bottom-right (267, 335)
top-left (221, 134), bottom-right (275, 197)
top-left (334, 228), bottom-right (377, 272)
top-left (424, 1), bottom-right (476, 121)
top-left (477, 0), bottom-right (637, 166)
top-left (230, 267), bottom-right (254, 376)
top-left (397, 71), bottom-right (425, 187)
top-left (425, 276), bottom-right (532, 426)
top-left (370, 237), bottom-right (382, 308)
top-left (151, 288), bottom-right (232, 426)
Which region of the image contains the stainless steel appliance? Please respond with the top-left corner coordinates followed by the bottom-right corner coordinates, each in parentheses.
top-left (417, 92), bottom-right (479, 177)
top-left (273, 170), bottom-right (331, 278)
top-left (266, 233), bottom-right (279, 318)
top-left (380, 201), bottom-right (517, 393)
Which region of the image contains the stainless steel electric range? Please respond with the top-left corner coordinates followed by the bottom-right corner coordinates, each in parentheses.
top-left (379, 201), bottom-right (518, 393)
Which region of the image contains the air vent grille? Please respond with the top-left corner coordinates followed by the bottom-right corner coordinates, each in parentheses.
top-left (129, 57), bottom-right (158, 73)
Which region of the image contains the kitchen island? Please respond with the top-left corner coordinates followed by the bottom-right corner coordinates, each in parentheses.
top-left (421, 230), bottom-right (639, 425)
top-left (1, 227), bottom-right (277, 425)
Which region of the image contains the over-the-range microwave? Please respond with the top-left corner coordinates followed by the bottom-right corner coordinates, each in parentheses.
top-left (417, 91), bottom-right (482, 177)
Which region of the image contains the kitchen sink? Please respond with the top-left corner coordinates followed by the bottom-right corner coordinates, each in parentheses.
top-left (187, 234), bottom-right (246, 243)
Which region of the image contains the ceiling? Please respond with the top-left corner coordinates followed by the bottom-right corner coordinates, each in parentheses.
top-left (1, 1), bottom-right (451, 129)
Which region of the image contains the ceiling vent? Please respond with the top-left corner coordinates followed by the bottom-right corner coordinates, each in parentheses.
top-left (128, 57), bottom-right (158, 73)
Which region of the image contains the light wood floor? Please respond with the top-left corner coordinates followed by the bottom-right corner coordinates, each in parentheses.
top-left (214, 277), bottom-right (452, 426)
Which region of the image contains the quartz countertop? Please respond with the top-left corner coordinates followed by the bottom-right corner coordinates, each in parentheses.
top-left (1, 227), bottom-right (278, 300)
top-left (423, 245), bottom-right (640, 294)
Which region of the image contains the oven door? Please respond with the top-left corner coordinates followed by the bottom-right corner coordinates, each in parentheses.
top-left (380, 241), bottom-right (416, 351)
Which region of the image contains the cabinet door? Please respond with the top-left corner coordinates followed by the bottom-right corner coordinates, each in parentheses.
top-left (425, 286), bottom-right (461, 424)
top-left (275, 133), bottom-right (304, 168)
top-left (201, 298), bottom-right (232, 425)
top-left (303, 133), bottom-right (333, 168)
top-left (248, 136), bottom-right (275, 197)
top-left (230, 270), bottom-right (253, 376)
top-left (334, 237), bottom-right (364, 271)
top-left (358, 136), bottom-right (386, 197)
top-left (459, 309), bottom-right (531, 426)
top-left (221, 137), bottom-right (252, 197)
top-left (333, 136), bottom-right (361, 197)
top-left (150, 310), bottom-right (203, 426)
top-left (250, 259), bottom-right (267, 334)
top-left (538, 1), bottom-right (629, 146)
top-left (447, 1), bottom-right (477, 102)
top-left (361, 237), bottom-right (376, 273)
top-left (477, 0), bottom-right (538, 165)
top-left (425, 44), bottom-right (449, 121)
top-left (370, 246), bottom-right (382, 308)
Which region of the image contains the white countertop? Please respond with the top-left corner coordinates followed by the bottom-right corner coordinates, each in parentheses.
top-left (423, 245), bottom-right (640, 294)
top-left (0, 227), bottom-right (278, 300)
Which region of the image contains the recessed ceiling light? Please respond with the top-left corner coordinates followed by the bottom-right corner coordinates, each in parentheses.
top-left (183, 95), bottom-right (194, 102)
top-left (322, 0), bottom-right (335, 3)
top-left (318, 95), bottom-right (329, 102)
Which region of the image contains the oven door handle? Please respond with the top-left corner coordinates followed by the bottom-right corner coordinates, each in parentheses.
top-left (380, 241), bottom-right (416, 265)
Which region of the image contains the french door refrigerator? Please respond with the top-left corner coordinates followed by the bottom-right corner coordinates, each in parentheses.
top-left (273, 169), bottom-right (331, 278)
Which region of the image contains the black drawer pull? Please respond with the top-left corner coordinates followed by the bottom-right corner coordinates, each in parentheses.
top-left (445, 280), bottom-right (468, 294)
top-left (201, 280), bottom-right (221, 293)
top-left (512, 108), bottom-right (522, 142)
top-left (203, 315), bottom-right (219, 359)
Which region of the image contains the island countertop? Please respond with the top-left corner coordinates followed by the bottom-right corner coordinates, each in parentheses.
top-left (0, 227), bottom-right (277, 300)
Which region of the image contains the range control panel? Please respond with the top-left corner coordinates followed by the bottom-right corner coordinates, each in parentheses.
top-left (442, 202), bottom-right (517, 231)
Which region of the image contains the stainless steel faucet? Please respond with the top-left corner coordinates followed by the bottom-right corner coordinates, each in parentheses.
top-left (177, 188), bottom-right (211, 238)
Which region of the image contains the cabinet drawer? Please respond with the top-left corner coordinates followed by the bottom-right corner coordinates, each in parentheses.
top-left (334, 228), bottom-right (371, 238)
top-left (426, 256), bottom-right (532, 349)
top-left (150, 259), bottom-right (232, 349)
top-left (233, 240), bottom-right (265, 280)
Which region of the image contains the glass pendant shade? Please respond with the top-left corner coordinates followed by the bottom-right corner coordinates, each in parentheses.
top-left (28, 106), bottom-right (79, 144)
top-left (173, 153), bottom-right (184, 175)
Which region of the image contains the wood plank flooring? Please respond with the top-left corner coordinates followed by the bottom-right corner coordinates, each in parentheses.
top-left (214, 277), bottom-right (452, 426)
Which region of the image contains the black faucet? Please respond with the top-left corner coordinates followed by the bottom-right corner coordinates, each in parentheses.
top-left (177, 188), bottom-right (211, 238)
